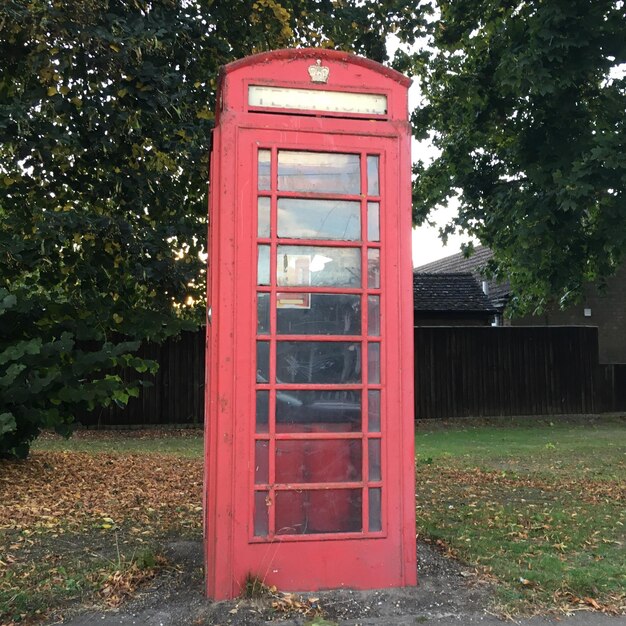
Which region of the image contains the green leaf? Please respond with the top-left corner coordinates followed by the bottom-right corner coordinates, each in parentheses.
top-left (0, 292), bottom-right (17, 313)
top-left (0, 413), bottom-right (17, 437)
top-left (0, 339), bottom-right (43, 365)
top-left (0, 363), bottom-right (27, 387)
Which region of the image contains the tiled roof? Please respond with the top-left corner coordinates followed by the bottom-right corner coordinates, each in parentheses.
top-left (413, 273), bottom-right (498, 313)
top-left (414, 246), bottom-right (510, 308)
top-left (416, 245), bottom-right (493, 273)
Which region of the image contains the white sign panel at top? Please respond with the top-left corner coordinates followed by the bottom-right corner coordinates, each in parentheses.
top-left (248, 85), bottom-right (387, 115)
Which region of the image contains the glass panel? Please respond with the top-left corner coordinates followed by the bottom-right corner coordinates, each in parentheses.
top-left (258, 149), bottom-right (271, 191)
top-left (249, 85), bottom-right (387, 116)
top-left (368, 438), bottom-right (381, 481)
top-left (367, 156), bottom-right (379, 196)
top-left (277, 246), bottom-right (360, 288)
top-left (277, 293), bottom-right (360, 335)
top-left (258, 245), bottom-right (270, 286)
top-left (275, 489), bottom-right (362, 535)
top-left (258, 197), bottom-right (270, 238)
top-left (257, 293), bottom-right (270, 335)
top-left (369, 487), bottom-right (382, 532)
top-left (368, 390), bottom-right (381, 432)
top-left (276, 439), bottom-right (362, 483)
top-left (367, 202), bottom-right (380, 242)
top-left (367, 295), bottom-right (380, 336)
top-left (276, 341), bottom-right (360, 384)
top-left (276, 390), bottom-right (361, 432)
top-left (254, 491), bottom-right (269, 537)
top-left (274, 490), bottom-right (306, 535)
top-left (257, 341), bottom-right (269, 383)
top-left (368, 343), bottom-right (380, 384)
top-left (255, 440), bottom-right (269, 484)
top-left (256, 390), bottom-right (269, 433)
top-left (275, 440), bottom-right (305, 483)
top-left (367, 248), bottom-right (380, 288)
top-left (278, 198), bottom-right (360, 241)
top-left (278, 151), bottom-right (360, 195)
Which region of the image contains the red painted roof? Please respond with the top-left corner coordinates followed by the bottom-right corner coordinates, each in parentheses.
top-left (220, 48), bottom-right (412, 88)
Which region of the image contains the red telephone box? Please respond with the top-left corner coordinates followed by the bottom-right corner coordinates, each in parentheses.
top-left (205, 49), bottom-right (416, 599)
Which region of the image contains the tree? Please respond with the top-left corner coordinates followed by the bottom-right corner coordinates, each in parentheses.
top-left (0, 0), bottom-right (414, 457)
top-left (404, 0), bottom-right (626, 314)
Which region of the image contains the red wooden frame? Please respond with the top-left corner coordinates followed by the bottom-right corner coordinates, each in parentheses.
top-left (205, 49), bottom-right (415, 599)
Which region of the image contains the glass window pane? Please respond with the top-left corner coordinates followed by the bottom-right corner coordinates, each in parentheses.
top-left (275, 439), bottom-right (305, 483)
top-left (257, 293), bottom-right (270, 335)
top-left (276, 489), bottom-right (362, 534)
top-left (306, 488), bottom-right (363, 534)
top-left (368, 390), bottom-right (381, 432)
top-left (255, 440), bottom-right (269, 484)
top-left (367, 295), bottom-right (380, 336)
top-left (369, 487), bottom-right (382, 532)
top-left (249, 85), bottom-right (387, 116)
top-left (278, 198), bottom-right (360, 241)
top-left (367, 248), bottom-right (380, 288)
top-left (367, 156), bottom-right (379, 196)
top-left (256, 390), bottom-right (269, 433)
top-left (257, 341), bottom-right (269, 383)
top-left (258, 245), bottom-right (270, 286)
top-left (276, 439), bottom-right (362, 483)
top-left (277, 293), bottom-right (361, 335)
top-left (276, 390), bottom-right (361, 432)
top-left (276, 341), bottom-right (361, 384)
top-left (277, 246), bottom-right (360, 288)
top-left (368, 343), bottom-right (380, 384)
top-left (258, 149), bottom-right (271, 191)
top-left (368, 438), bottom-right (381, 481)
top-left (278, 151), bottom-right (360, 195)
top-left (254, 491), bottom-right (269, 536)
top-left (258, 197), bottom-right (270, 238)
top-left (367, 202), bottom-right (380, 241)
top-left (275, 490), bottom-right (306, 535)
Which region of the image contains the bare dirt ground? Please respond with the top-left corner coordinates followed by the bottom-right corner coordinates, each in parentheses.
top-left (50, 539), bottom-right (626, 626)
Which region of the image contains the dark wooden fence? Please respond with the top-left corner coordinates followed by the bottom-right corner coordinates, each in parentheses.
top-left (594, 362), bottom-right (626, 414)
top-left (77, 330), bottom-right (205, 427)
top-left (77, 326), bottom-right (626, 427)
top-left (414, 326), bottom-right (624, 419)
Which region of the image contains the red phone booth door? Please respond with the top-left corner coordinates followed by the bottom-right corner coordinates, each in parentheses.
top-left (221, 126), bottom-right (416, 592)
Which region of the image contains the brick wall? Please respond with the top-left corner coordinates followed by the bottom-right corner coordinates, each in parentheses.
top-left (512, 264), bottom-right (626, 364)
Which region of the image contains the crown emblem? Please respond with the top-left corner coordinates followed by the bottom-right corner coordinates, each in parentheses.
top-left (308, 59), bottom-right (330, 83)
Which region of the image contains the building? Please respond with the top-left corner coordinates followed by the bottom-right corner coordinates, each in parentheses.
top-left (413, 272), bottom-right (498, 326)
top-left (414, 247), bottom-right (626, 364)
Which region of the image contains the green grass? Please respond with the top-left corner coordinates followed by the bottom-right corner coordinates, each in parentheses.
top-left (33, 431), bottom-right (204, 458)
top-left (0, 533), bottom-right (162, 624)
top-left (2, 555), bottom-right (106, 621)
top-left (415, 418), bottom-right (625, 479)
top-left (415, 417), bottom-right (626, 612)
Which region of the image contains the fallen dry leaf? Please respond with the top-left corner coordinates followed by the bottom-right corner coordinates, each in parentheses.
top-left (0, 451), bottom-right (203, 535)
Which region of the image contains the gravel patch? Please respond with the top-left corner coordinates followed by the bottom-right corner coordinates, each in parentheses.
top-left (53, 539), bottom-right (625, 626)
